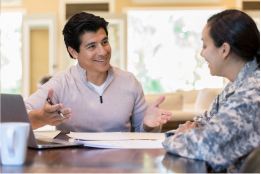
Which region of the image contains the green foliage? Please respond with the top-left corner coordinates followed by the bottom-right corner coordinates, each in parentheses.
top-left (143, 78), bottom-right (164, 94)
top-left (174, 26), bottom-right (182, 33)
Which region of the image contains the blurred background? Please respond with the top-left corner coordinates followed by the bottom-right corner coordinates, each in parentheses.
top-left (1, 0), bottom-right (260, 98)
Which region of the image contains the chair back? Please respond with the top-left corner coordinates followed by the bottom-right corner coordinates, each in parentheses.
top-left (240, 146), bottom-right (260, 173)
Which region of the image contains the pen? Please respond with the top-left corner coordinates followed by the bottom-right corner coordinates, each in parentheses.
top-left (46, 98), bottom-right (64, 117)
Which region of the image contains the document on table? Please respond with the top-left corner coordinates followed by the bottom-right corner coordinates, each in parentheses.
top-left (68, 132), bottom-right (165, 140)
top-left (68, 132), bottom-right (165, 149)
top-left (122, 132), bottom-right (165, 140)
top-left (68, 132), bottom-right (130, 140)
top-left (69, 138), bottom-right (164, 149)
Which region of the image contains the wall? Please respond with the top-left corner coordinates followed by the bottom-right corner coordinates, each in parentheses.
top-left (2, 0), bottom-right (60, 95)
top-left (115, 0), bottom-right (237, 12)
top-left (2, 0), bottom-right (238, 70)
top-left (2, 0), bottom-right (239, 95)
top-left (2, 0), bottom-right (59, 13)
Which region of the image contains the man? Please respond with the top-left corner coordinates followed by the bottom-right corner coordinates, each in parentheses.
top-left (25, 12), bottom-right (171, 133)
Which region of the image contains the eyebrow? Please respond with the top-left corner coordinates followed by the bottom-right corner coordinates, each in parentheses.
top-left (84, 37), bottom-right (108, 48)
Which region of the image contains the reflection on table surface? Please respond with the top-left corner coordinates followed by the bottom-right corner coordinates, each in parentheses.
top-left (0, 133), bottom-right (207, 173)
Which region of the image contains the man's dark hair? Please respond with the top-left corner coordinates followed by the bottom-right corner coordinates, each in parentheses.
top-left (207, 9), bottom-right (260, 66)
top-left (62, 12), bottom-right (109, 59)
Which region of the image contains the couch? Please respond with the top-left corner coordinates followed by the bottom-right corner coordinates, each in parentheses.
top-left (145, 88), bottom-right (223, 131)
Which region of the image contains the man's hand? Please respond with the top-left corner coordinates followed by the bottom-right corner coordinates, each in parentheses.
top-left (143, 96), bottom-right (172, 132)
top-left (174, 121), bottom-right (198, 135)
top-left (29, 88), bottom-right (73, 129)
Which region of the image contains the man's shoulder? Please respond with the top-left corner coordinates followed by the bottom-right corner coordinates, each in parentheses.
top-left (52, 65), bottom-right (78, 82)
top-left (112, 66), bottom-right (136, 79)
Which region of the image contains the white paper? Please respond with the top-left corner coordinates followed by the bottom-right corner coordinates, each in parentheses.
top-left (122, 132), bottom-right (165, 140)
top-left (33, 131), bottom-right (61, 139)
top-left (70, 139), bottom-right (164, 149)
top-left (68, 132), bottom-right (130, 140)
top-left (68, 132), bottom-right (165, 140)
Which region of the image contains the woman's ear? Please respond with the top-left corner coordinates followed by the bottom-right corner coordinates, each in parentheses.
top-left (68, 46), bottom-right (78, 59)
top-left (222, 42), bottom-right (231, 60)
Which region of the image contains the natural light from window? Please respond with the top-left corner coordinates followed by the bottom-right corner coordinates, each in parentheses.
top-left (1, 12), bottom-right (22, 94)
top-left (127, 10), bottom-right (223, 94)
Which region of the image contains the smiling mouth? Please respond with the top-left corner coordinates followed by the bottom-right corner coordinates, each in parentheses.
top-left (95, 58), bottom-right (107, 62)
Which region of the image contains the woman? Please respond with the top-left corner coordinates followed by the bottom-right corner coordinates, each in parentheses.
top-left (162, 9), bottom-right (260, 173)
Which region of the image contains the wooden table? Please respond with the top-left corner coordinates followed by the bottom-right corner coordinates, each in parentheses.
top-left (1, 133), bottom-right (207, 173)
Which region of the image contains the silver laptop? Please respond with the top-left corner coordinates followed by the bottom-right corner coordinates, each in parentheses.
top-left (1, 93), bottom-right (84, 149)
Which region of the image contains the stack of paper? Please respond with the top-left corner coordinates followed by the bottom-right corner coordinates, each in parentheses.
top-left (68, 132), bottom-right (165, 149)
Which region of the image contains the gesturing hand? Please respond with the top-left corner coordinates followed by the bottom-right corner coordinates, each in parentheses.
top-left (174, 121), bottom-right (198, 135)
top-left (143, 96), bottom-right (172, 131)
top-left (41, 88), bottom-right (73, 126)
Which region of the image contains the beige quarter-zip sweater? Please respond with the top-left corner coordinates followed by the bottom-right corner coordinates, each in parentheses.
top-left (25, 63), bottom-right (160, 133)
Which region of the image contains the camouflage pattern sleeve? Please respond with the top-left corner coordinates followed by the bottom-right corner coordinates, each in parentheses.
top-left (162, 60), bottom-right (260, 173)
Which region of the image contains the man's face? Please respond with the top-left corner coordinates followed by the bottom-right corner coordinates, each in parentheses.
top-left (72, 28), bottom-right (111, 74)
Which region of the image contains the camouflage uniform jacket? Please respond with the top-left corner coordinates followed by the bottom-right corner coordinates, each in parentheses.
top-left (162, 59), bottom-right (260, 172)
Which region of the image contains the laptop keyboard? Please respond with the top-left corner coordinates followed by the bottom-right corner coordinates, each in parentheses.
top-left (36, 139), bottom-right (61, 145)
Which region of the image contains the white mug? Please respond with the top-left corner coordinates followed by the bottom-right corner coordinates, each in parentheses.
top-left (1, 122), bottom-right (30, 165)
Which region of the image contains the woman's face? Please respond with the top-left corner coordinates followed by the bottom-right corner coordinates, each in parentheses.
top-left (200, 24), bottom-right (224, 76)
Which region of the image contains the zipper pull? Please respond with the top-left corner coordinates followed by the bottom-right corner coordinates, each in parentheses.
top-left (100, 96), bottom-right (103, 103)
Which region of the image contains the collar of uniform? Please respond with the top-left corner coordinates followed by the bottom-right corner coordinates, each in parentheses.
top-left (223, 59), bottom-right (259, 97)
top-left (76, 62), bottom-right (115, 91)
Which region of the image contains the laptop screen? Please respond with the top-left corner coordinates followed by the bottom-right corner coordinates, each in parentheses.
top-left (1, 93), bottom-right (83, 149)
top-left (1, 93), bottom-right (43, 148)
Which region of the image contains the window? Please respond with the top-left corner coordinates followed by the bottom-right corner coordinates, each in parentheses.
top-left (1, 12), bottom-right (22, 94)
top-left (1, 0), bottom-right (21, 6)
top-left (127, 10), bottom-right (223, 94)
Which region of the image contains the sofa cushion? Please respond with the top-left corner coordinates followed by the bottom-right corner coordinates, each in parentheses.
top-left (169, 109), bottom-right (205, 121)
top-left (177, 90), bottom-right (199, 109)
top-left (145, 93), bottom-right (183, 110)
top-left (194, 88), bottom-right (223, 110)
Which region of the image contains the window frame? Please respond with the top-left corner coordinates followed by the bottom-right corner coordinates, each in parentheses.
top-left (22, 13), bottom-right (57, 98)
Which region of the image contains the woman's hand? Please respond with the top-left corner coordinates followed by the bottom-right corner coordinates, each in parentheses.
top-left (143, 96), bottom-right (172, 132)
top-left (174, 121), bottom-right (198, 135)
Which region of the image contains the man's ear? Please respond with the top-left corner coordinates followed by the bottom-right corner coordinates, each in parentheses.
top-left (222, 42), bottom-right (231, 60)
top-left (68, 46), bottom-right (78, 59)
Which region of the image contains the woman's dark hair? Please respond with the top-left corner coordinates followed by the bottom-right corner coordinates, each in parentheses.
top-left (62, 12), bottom-right (109, 59)
top-left (207, 9), bottom-right (260, 65)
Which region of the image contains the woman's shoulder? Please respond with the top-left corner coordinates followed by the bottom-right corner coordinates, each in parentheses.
top-left (243, 68), bottom-right (260, 88)
top-left (236, 68), bottom-right (260, 97)
top-left (251, 67), bottom-right (260, 79)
